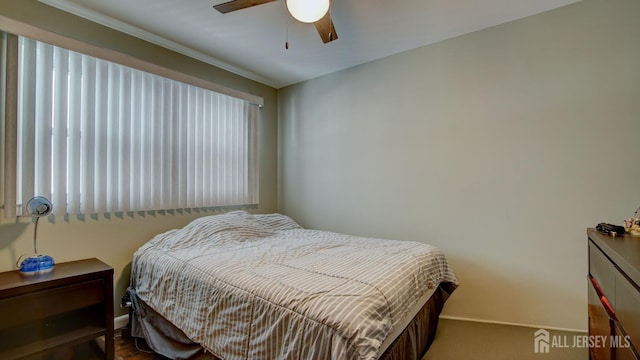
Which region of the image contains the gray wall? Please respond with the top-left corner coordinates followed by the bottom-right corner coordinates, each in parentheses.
top-left (0, 0), bottom-right (279, 316)
top-left (278, 0), bottom-right (640, 330)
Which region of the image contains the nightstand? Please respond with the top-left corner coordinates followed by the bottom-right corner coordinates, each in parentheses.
top-left (0, 258), bottom-right (114, 359)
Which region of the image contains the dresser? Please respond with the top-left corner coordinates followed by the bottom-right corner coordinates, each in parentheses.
top-left (0, 258), bottom-right (114, 359)
top-left (588, 228), bottom-right (640, 360)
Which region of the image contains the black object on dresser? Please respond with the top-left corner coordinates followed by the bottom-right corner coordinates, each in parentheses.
top-left (0, 258), bottom-right (114, 359)
top-left (588, 228), bottom-right (640, 360)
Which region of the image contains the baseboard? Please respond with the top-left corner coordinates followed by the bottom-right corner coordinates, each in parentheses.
top-left (114, 314), bottom-right (129, 330)
top-left (438, 315), bottom-right (587, 334)
top-left (112, 312), bottom-right (586, 333)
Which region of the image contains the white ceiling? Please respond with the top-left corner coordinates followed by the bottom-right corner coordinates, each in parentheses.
top-left (40, 0), bottom-right (581, 89)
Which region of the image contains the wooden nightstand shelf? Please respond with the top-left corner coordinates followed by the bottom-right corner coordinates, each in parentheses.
top-left (0, 258), bottom-right (114, 359)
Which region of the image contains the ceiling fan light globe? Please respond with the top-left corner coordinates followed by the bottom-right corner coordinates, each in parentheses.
top-left (286, 0), bottom-right (330, 23)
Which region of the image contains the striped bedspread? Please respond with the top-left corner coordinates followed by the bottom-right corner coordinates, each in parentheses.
top-left (131, 211), bottom-right (458, 360)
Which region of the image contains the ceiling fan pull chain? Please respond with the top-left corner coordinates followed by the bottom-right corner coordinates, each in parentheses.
top-left (286, 17), bottom-right (289, 49)
top-left (329, 0), bottom-right (333, 41)
top-left (284, 0), bottom-right (290, 49)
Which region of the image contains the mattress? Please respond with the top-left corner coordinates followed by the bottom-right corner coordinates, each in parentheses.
top-left (130, 211), bottom-right (458, 360)
top-left (378, 286), bottom-right (436, 354)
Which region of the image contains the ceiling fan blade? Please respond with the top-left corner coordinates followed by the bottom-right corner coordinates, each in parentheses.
top-left (314, 12), bottom-right (338, 43)
top-left (213, 0), bottom-right (277, 14)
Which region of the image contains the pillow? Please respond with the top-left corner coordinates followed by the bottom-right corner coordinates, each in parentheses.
top-left (150, 211), bottom-right (274, 249)
top-left (253, 213), bottom-right (303, 231)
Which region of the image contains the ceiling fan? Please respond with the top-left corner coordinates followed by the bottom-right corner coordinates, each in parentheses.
top-left (213, 0), bottom-right (338, 43)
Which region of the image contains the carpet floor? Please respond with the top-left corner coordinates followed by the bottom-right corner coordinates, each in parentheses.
top-left (424, 318), bottom-right (588, 360)
top-left (110, 318), bottom-right (588, 359)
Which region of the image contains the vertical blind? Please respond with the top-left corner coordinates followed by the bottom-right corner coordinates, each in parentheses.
top-left (14, 37), bottom-right (259, 216)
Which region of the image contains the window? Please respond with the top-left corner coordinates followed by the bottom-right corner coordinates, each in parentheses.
top-left (8, 36), bottom-right (259, 216)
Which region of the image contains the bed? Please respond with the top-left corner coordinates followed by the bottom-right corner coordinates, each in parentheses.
top-left (127, 211), bottom-right (458, 360)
